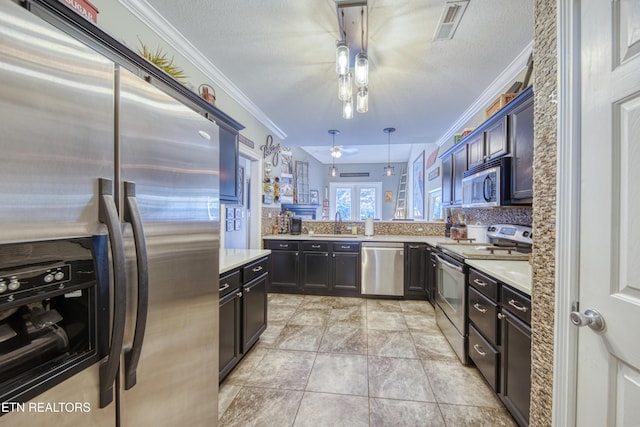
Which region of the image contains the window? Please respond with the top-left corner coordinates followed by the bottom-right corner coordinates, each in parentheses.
top-left (329, 182), bottom-right (382, 220)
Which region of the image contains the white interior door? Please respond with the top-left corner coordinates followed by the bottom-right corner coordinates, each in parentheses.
top-left (576, 1), bottom-right (640, 425)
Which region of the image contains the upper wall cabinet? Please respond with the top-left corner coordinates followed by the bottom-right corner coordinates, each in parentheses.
top-left (440, 87), bottom-right (534, 207)
top-left (219, 125), bottom-right (240, 204)
top-left (442, 143), bottom-right (467, 207)
top-left (467, 117), bottom-right (508, 170)
top-left (509, 94), bottom-right (534, 203)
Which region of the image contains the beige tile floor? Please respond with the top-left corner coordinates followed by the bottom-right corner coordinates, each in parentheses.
top-left (218, 294), bottom-right (517, 426)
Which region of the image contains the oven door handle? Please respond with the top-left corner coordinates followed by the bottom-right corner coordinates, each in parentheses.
top-left (436, 254), bottom-right (464, 273)
top-left (98, 178), bottom-right (127, 408)
top-left (123, 181), bottom-right (149, 391)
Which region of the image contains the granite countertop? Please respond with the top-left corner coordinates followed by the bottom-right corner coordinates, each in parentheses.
top-left (465, 259), bottom-right (532, 296)
top-left (220, 249), bottom-right (271, 274)
top-left (263, 234), bottom-right (451, 247)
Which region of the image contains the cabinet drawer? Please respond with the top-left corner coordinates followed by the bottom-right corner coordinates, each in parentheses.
top-left (302, 242), bottom-right (329, 252)
top-left (243, 257), bottom-right (268, 283)
top-left (219, 270), bottom-right (240, 297)
top-left (502, 286), bottom-right (531, 325)
top-left (468, 286), bottom-right (499, 344)
top-left (332, 242), bottom-right (360, 252)
top-left (468, 268), bottom-right (499, 300)
top-left (469, 324), bottom-right (500, 392)
top-left (265, 240), bottom-right (299, 251)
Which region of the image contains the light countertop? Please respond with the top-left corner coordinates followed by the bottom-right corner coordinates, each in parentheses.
top-left (465, 259), bottom-right (532, 296)
top-left (220, 249), bottom-right (271, 274)
top-left (263, 234), bottom-right (451, 247)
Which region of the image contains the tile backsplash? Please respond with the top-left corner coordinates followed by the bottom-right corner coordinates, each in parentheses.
top-left (449, 207), bottom-right (532, 226)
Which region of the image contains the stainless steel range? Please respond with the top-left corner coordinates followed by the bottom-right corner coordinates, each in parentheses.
top-left (434, 224), bottom-right (533, 364)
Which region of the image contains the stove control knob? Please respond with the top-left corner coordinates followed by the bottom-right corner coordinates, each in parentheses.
top-left (54, 271), bottom-right (65, 281)
top-left (523, 231), bottom-right (530, 238)
top-left (0, 281), bottom-right (6, 293)
top-left (44, 274), bottom-right (54, 283)
top-left (8, 277), bottom-right (20, 291)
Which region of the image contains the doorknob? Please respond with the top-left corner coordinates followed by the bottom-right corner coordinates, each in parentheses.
top-left (570, 308), bottom-right (605, 332)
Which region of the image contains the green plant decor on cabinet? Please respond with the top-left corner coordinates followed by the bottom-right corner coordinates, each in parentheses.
top-left (137, 39), bottom-right (187, 83)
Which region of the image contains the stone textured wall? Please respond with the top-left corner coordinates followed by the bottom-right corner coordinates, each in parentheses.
top-left (531, 0), bottom-right (557, 425)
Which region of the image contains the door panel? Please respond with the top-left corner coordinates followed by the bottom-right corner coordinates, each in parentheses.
top-left (117, 69), bottom-right (220, 425)
top-left (0, 0), bottom-right (114, 243)
top-left (577, 0), bottom-right (640, 425)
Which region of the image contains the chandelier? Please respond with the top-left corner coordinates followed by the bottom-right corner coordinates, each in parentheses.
top-left (335, 1), bottom-right (368, 119)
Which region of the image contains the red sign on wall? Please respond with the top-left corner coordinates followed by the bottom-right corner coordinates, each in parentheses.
top-left (59, 0), bottom-right (99, 23)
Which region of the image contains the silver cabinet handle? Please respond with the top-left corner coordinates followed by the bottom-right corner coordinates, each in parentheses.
top-left (473, 278), bottom-right (487, 287)
top-left (325, 253), bottom-right (328, 257)
top-left (497, 313), bottom-right (505, 320)
top-left (508, 299), bottom-right (528, 312)
top-left (245, 287), bottom-right (251, 293)
top-left (219, 283), bottom-right (230, 292)
top-left (279, 244), bottom-right (289, 248)
top-left (341, 245), bottom-right (350, 249)
top-left (252, 266), bottom-right (263, 272)
top-left (236, 292), bottom-right (243, 298)
top-left (473, 303), bottom-right (487, 314)
top-left (311, 244), bottom-right (321, 249)
top-left (473, 344), bottom-right (487, 357)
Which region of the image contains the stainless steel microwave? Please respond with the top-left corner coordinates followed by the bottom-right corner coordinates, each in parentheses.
top-left (462, 166), bottom-right (501, 207)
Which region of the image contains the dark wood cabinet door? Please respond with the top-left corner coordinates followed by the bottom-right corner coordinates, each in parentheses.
top-left (268, 250), bottom-right (299, 292)
top-left (331, 252), bottom-right (360, 296)
top-left (485, 116), bottom-right (508, 161)
top-left (404, 244), bottom-right (426, 299)
top-left (509, 96), bottom-right (534, 202)
top-left (452, 145), bottom-right (467, 205)
top-left (466, 133), bottom-right (485, 170)
top-left (441, 154), bottom-right (453, 206)
top-left (219, 290), bottom-right (241, 381)
top-left (242, 274), bottom-right (268, 352)
top-left (501, 310), bottom-right (532, 427)
top-left (219, 125), bottom-right (239, 204)
top-left (301, 251), bottom-right (330, 291)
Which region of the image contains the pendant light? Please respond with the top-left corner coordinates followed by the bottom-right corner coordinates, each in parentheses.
top-left (328, 129), bottom-right (340, 176)
top-left (354, 8), bottom-right (368, 87)
top-left (335, 41), bottom-right (349, 75)
top-left (356, 86), bottom-right (368, 113)
top-left (342, 98), bottom-right (354, 120)
top-left (383, 127), bottom-right (396, 176)
top-left (338, 72), bottom-right (352, 101)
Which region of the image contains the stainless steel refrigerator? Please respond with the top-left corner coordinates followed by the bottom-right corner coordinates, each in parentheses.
top-left (0, 1), bottom-right (220, 424)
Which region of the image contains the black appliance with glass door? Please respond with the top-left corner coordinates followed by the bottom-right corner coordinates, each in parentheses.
top-left (0, 236), bottom-right (108, 409)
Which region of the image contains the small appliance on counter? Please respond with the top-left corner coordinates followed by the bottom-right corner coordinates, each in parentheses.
top-left (290, 217), bottom-right (302, 235)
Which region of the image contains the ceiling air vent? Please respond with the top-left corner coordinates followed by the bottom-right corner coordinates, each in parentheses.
top-left (433, 0), bottom-right (469, 41)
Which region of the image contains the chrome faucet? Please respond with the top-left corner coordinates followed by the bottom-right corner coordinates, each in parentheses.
top-left (334, 211), bottom-right (342, 234)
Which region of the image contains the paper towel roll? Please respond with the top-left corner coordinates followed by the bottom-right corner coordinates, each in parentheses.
top-left (365, 217), bottom-right (374, 237)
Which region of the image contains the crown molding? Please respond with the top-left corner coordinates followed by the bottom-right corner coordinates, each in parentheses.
top-left (436, 40), bottom-right (534, 147)
top-left (118, 0), bottom-right (287, 140)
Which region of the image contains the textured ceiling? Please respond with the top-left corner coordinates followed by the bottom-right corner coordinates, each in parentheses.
top-left (143, 0), bottom-right (534, 163)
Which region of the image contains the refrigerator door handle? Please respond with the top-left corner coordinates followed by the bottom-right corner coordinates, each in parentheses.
top-left (122, 181), bottom-right (149, 390)
top-left (97, 178), bottom-right (127, 408)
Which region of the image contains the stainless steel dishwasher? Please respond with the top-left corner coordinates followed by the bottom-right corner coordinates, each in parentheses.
top-left (361, 242), bottom-right (404, 296)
